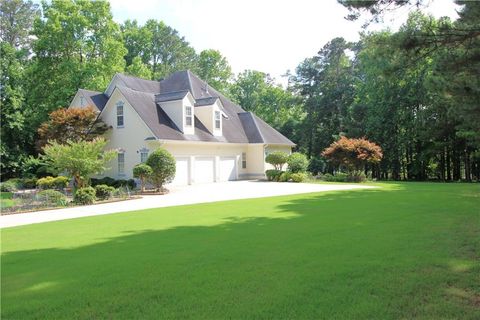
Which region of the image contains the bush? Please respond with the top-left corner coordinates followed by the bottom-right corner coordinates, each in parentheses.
top-left (36, 176), bottom-right (55, 189)
top-left (0, 181), bottom-right (17, 192)
top-left (74, 186), bottom-right (96, 205)
top-left (290, 173), bottom-right (307, 183)
top-left (279, 172), bottom-right (290, 182)
top-left (265, 152), bottom-right (289, 170)
top-left (322, 172), bottom-right (348, 182)
top-left (23, 178), bottom-right (38, 189)
top-left (287, 153), bottom-right (308, 173)
top-left (54, 176), bottom-right (69, 189)
top-left (38, 189), bottom-right (67, 206)
top-left (133, 163), bottom-right (153, 192)
top-left (146, 148), bottom-right (176, 190)
top-left (91, 177), bottom-right (135, 189)
top-left (95, 184), bottom-right (115, 200)
top-left (347, 171), bottom-right (367, 182)
top-left (265, 169), bottom-right (283, 182)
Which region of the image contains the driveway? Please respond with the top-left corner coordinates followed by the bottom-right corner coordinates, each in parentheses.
top-left (0, 181), bottom-right (375, 228)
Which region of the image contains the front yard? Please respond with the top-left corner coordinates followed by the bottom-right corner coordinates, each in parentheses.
top-left (1, 182), bottom-right (479, 319)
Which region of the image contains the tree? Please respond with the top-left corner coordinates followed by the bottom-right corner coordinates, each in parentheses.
top-left (133, 163), bottom-right (153, 193)
top-left (322, 137), bottom-right (383, 172)
top-left (27, 0), bottom-right (126, 127)
top-left (145, 148), bottom-right (176, 191)
top-left (42, 138), bottom-right (117, 189)
top-left (126, 56), bottom-right (152, 79)
top-left (37, 106), bottom-right (111, 149)
top-left (287, 153), bottom-right (308, 173)
top-left (265, 151), bottom-right (289, 170)
top-left (197, 49), bottom-right (232, 92)
top-left (0, 0), bottom-right (40, 50)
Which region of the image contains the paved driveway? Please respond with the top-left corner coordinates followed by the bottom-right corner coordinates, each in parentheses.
top-left (0, 181), bottom-right (375, 228)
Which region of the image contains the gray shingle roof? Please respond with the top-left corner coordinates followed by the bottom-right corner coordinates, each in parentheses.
top-left (112, 71), bottom-right (294, 146)
top-left (78, 89), bottom-right (108, 111)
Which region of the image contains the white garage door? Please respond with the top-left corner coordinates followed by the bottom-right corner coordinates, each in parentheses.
top-left (171, 157), bottom-right (189, 185)
top-left (219, 157), bottom-right (236, 181)
top-left (194, 157), bottom-right (215, 183)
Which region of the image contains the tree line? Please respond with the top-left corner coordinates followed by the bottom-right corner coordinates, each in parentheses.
top-left (1, 0), bottom-right (478, 181)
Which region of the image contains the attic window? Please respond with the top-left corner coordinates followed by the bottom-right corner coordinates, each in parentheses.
top-left (215, 111), bottom-right (221, 129)
top-left (185, 106), bottom-right (193, 127)
top-left (116, 101), bottom-right (124, 127)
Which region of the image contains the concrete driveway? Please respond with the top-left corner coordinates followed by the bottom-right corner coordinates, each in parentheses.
top-left (0, 181), bottom-right (375, 228)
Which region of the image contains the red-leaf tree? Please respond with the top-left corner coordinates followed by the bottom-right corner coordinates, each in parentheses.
top-left (37, 106), bottom-right (110, 149)
top-left (321, 136), bottom-right (383, 172)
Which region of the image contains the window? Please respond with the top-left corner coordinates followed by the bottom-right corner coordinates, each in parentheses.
top-left (185, 106), bottom-right (193, 127)
top-left (118, 152), bottom-right (125, 175)
top-left (242, 152), bottom-right (247, 169)
top-left (215, 111), bottom-right (221, 129)
top-left (140, 148), bottom-right (149, 163)
top-left (116, 102), bottom-right (124, 127)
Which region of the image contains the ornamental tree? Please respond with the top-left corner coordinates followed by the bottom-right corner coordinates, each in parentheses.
top-left (37, 106), bottom-right (110, 149)
top-left (133, 163), bottom-right (153, 192)
top-left (265, 151), bottom-right (289, 170)
top-left (321, 136), bottom-right (383, 172)
top-left (42, 138), bottom-right (117, 189)
top-left (145, 148), bottom-right (176, 191)
top-left (287, 153), bottom-right (308, 173)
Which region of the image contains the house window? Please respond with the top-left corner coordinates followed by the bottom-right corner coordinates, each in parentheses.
top-left (242, 152), bottom-right (247, 169)
top-left (185, 106), bottom-right (193, 127)
top-left (215, 111), bottom-right (221, 129)
top-left (116, 102), bottom-right (124, 127)
top-left (118, 152), bottom-right (125, 175)
top-left (140, 148), bottom-right (149, 163)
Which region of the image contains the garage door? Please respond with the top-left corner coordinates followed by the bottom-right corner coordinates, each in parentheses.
top-left (194, 157), bottom-right (215, 183)
top-left (219, 157), bottom-right (236, 181)
top-left (171, 157), bottom-right (189, 185)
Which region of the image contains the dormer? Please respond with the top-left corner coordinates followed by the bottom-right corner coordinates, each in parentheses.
top-left (69, 89), bottom-right (107, 112)
top-left (194, 97), bottom-right (224, 136)
top-left (156, 91), bottom-right (195, 135)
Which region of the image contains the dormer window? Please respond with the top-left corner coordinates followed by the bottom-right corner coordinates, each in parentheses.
top-left (215, 111), bottom-right (221, 129)
top-left (116, 101), bottom-right (124, 127)
top-left (185, 106), bottom-right (193, 127)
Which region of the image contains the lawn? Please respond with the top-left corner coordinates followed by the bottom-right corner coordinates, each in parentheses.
top-left (1, 182), bottom-right (479, 319)
top-left (0, 192), bottom-right (15, 209)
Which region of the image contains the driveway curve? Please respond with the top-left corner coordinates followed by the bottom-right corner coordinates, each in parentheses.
top-left (1, 181), bottom-right (375, 228)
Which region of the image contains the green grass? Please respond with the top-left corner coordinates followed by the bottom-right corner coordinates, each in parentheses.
top-left (2, 182), bottom-right (479, 319)
top-left (0, 192), bottom-right (15, 209)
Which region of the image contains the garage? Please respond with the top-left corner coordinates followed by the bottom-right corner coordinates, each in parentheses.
top-left (194, 157), bottom-right (215, 183)
top-left (171, 157), bottom-right (189, 185)
top-left (219, 157), bottom-right (237, 181)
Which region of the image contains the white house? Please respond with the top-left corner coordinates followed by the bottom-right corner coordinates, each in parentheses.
top-left (69, 70), bottom-right (294, 185)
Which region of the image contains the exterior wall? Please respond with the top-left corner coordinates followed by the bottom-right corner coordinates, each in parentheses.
top-left (99, 89), bottom-right (158, 179)
top-left (69, 92), bottom-right (91, 110)
top-left (246, 144), bottom-right (267, 178)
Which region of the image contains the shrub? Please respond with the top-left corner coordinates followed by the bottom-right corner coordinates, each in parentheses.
top-left (133, 163), bottom-right (153, 192)
top-left (265, 169), bottom-right (283, 182)
top-left (287, 153), bottom-right (308, 173)
top-left (22, 178), bottom-right (38, 189)
top-left (347, 171), bottom-right (367, 182)
top-left (279, 172), bottom-right (290, 182)
top-left (290, 173), bottom-right (307, 183)
top-left (54, 176), bottom-right (69, 189)
top-left (114, 179), bottom-right (136, 190)
top-left (91, 177), bottom-right (135, 189)
top-left (322, 173), bottom-right (335, 182)
top-left (146, 148), bottom-right (176, 190)
top-left (265, 152), bottom-right (288, 170)
top-left (0, 181), bottom-right (17, 192)
top-left (95, 184), bottom-right (115, 200)
top-left (36, 176), bottom-right (56, 190)
top-left (74, 186), bottom-right (96, 205)
top-left (91, 176), bottom-right (116, 187)
top-left (38, 189), bottom-right (67, 206)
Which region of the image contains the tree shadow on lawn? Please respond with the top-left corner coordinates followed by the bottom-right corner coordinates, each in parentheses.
top-left (2, 184), bottom-right (479, 319)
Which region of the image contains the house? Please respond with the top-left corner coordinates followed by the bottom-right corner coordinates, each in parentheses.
top-left (69, 70), bottom-right (294, 185)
